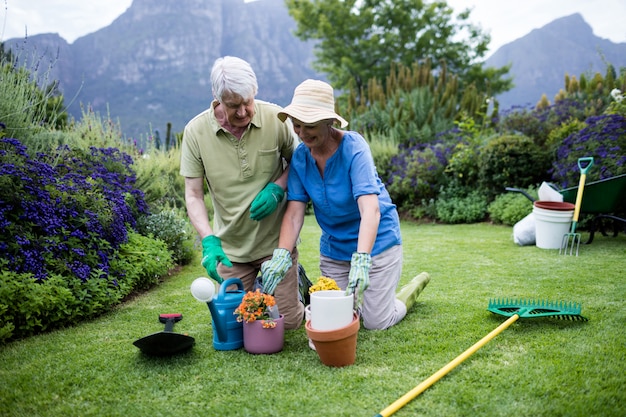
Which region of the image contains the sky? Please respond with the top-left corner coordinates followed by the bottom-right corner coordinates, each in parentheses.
top-left (2, 0), bottom-right (626, 55)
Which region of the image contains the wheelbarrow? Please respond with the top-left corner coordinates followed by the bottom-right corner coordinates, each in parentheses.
top-left (507, 173), bottom-right (626, 244)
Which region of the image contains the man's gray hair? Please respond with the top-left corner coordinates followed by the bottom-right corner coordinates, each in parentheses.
top-left (211, 56), bottom-right (258, 102)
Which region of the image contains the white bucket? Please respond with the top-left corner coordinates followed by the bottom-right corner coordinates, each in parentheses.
top-left (532, 201), bottom-right (575, 249)
top-left (310, 290), bottom-right (353, 331)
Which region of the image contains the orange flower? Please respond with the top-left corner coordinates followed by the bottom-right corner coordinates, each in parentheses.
top-left (234, 289), bottom-right (278, 328)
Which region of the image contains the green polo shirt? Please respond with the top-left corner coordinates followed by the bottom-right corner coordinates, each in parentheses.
top-left (180, 99), bottom-right (297, 262)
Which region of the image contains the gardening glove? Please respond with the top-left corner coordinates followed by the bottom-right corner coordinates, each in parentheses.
top-left (201, 235), bottom-right (232, 284)
top-left (250, 183), bottom-right (285, 221)
top-left (346, 252), bottom-right (371, 309)
top-left (260, 248), bottom-right (292, 295)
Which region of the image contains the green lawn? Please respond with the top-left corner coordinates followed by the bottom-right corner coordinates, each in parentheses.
top-left (1, 217), bottom-right (625, 417)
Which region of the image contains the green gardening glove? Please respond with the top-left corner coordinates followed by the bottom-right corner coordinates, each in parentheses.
top-left (250, 183), bottom-right (285, 221)
top-left (346, 252), bottom-right (371, 309)
top-left (260, 248), bottom-right (292, 295)
top-left (201, 235), bottom-right (233, 284)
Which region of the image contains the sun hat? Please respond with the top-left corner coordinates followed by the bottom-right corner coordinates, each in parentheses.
top-left (278, 79), bottom-right (348, 128)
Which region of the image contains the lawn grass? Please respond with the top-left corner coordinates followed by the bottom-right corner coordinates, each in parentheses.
top-left (1, 217), bottom-right (625, 417)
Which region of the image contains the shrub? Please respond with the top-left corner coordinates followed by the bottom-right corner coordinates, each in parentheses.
top-left (0, 138), bottom-right (148, 281)
top-left (0, 232), bottom-right (173, 343)
top-left (497, 99), bottom-right (587, 147)
top-left (0, 303), bottom-right (13, 343)
top-left (435, 186), bottom-right (489, 224)
top-left (133, 147), bottom-right (187, 212)
top-left (478, 134), bottom-right (550, 199)
top-left (551, 114), bottom-right (626, 187)
top-left (349, 88), bottom-right (455, 145)
top-left (545, 117), bottom-right (588, 157)
top-left (444, 140), bottom-right (481, 188)
top-left (386, 141), bottom-right (453, 212)
top-left (109, 231), bottom-right (174, 294)
top-left (0, 270), bottom-right (76, 342)
top-left (136, 209), bottom-right (195, 265)
top-left (605, 88), bottom-right (626, 117)
top-left (488, 188), bottom-right (536, 226)
top-left (0, 60), bottom-right (67, 145)
top-left (366, 133), bottom-right (400, 182)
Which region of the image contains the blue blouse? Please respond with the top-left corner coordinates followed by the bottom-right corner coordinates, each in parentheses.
top-left (287, 131), bottom-right (402, 261)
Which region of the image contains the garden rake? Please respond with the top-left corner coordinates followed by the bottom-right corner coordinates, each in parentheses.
top-left (560, 157), bottom-right (594, 256)
top-left (373, 298), bottom-right (588, 417)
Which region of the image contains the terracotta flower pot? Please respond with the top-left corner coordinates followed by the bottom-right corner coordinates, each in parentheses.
top-left (243, 315), bottom-right (284, 354)
top-left (306, 312), bottom-right (360, 367)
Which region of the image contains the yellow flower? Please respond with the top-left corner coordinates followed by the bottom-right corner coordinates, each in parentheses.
top-left (309, 276), bottom-right (340, 294)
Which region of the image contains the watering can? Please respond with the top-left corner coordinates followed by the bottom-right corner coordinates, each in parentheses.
top-left (190, 277), bottom-right (244, 350)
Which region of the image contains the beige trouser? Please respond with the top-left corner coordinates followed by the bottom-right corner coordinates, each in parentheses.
top-left (320, 245), bottom-right (405, 330)
top-left (218, 247), bottom-right (304, 330)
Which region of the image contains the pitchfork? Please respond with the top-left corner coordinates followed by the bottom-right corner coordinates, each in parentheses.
top-left (560, 157), bottom-right (594, 256)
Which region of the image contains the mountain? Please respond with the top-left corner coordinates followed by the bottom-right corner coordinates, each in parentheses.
top-left (485, 13), bottom-right (626, 110)
top-left (5, 0), bottom-right (320, 140)
top-left (4, 6), bottom-right (626, 139)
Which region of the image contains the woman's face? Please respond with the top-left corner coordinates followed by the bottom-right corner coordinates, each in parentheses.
top-left (291, 118), bottom-right (331, 149)
top-left (220, 91), bottom-right (255, 128)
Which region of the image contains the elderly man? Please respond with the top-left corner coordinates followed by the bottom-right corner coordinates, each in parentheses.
top-left (180, 56), bottom-right (304, 329)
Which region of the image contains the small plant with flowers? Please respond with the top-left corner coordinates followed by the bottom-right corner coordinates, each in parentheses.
top-left (234, 289), bottom-right (278, 328)
top-left (606, 88), bottom-right (626, 117)
top-left (309, 276), bottom-right (340, 294)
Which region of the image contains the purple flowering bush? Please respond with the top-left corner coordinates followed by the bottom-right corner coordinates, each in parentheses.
top-left (551, 114), bottom-right (626, 188)
top-left (0, 138), bottom-right (173, 342)
top-left (386, 141), bottom-right (454, 211)
top-left (497, 99), bottom-right (589, 148)
top-left (0, 138), bottom-right (147, 280)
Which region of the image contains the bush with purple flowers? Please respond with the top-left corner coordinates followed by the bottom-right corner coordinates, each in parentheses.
top-left (497, 98), bottom-right (589, 148)
top-left (0, 137), bottom-right (175, 342)
top-left (551, 114), bottom-right (626, 187)
top-left (386, 141), bottom-right (454, 211)
top-left (0, 138), bottom-right (147, 281)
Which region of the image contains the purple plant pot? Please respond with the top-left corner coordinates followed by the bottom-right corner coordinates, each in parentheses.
top-left (242, 315), bottom-right (285, 354)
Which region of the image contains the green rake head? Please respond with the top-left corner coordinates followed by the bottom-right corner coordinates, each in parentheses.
top-left (488, 298), bottom-right (588, 321)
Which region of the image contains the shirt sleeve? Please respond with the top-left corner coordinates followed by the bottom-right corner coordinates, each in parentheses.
top-left (348, 134), bottom-right (381, 199)
top-left (179, 124), bottom-right (205, 178)
top-left (286, 146), bottom-right (310, 203)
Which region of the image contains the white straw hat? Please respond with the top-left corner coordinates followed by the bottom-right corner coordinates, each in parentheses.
top-left (278, 79), bottom-right (348, 128)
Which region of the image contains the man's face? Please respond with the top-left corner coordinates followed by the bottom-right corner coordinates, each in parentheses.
top-left (221, 91), bottom-right (255, 128)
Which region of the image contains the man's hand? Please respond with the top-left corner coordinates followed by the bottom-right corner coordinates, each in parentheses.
top-left (346, 252), bottom-right (371, 309)
top-left (260, 248), bottom-right (292, 294)
top-left (250, 183), bottom-right (285, 221)
top-left (201, 235), bottom-right (233, 283)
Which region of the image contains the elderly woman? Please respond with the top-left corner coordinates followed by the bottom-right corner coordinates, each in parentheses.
top-left (261, 79), bottom-right (430, 330)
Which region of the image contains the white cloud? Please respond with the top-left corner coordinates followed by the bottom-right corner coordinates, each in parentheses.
top-left (447, 0), bottom-right (626, 54)
top-left (1, 0), bottom-right (133, 43)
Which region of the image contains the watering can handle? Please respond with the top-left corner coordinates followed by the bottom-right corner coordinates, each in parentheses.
top-left (578, 157), bottom-right (594, 175)
top-left (217, 277), bottom-right (244, 297)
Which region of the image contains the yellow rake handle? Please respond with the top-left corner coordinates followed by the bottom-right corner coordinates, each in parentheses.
top-left (374, 314), bottom-right (520, 417)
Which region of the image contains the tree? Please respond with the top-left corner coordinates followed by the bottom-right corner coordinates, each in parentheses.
top-left (286, 0), bottom-right (511, 103)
